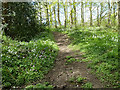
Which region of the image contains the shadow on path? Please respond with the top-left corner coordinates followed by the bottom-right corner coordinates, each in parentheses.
top-left (44, 32), bottom-right (104, 88)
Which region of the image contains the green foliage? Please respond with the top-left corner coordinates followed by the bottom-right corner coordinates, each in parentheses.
top-left (66, 56), bottom-right (73, 59)
top-left (60, 27), bottom-right (119, 87)
top-left (68, 76), bottom-right (92, 88)
top-left (81, 82), bottom-right (93, 88)
top-left (3, 2), bottom-right (46, 41)
top-left (65, 57), bottom-right (80, 65)
top-left (76, 76), bottom-right (86, 83)
top-left (68, 76), bottom-right (86, 83)
top-left (2, 31), bottom-right (58, 88)
top-left (65, 56), bottom-right (80, 65)
top-left (25, 82), bottom-right (53, 89)
top-left (68, 77), bottom-right (76, 82)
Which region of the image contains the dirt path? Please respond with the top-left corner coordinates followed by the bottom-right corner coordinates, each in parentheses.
top-left (44, 32), bottom-right (104, 88)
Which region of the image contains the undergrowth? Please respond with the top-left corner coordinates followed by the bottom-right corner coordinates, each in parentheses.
top-left (25, 82), bottom-right (53, 89)
top-left (2, 30), bottom-right (58, 88)
top-left (68, 76), bottom-right (92, 88)
top-left (56, 27), bottom-right (119, 88)
top-left (65, 56), bottom-right (80, 65)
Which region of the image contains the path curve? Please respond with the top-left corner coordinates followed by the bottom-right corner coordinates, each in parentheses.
top-left (45, 32), bottom-right (104, 88)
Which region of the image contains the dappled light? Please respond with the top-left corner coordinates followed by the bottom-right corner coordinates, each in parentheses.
top-left (1, 0), bottom-right (120, 89)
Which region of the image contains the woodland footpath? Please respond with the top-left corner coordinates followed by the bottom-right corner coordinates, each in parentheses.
top-left (1, 0), bottom-right (120, 89)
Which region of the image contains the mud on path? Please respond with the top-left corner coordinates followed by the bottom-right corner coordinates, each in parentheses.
top-left (44, 32), bottom-right (104, 88)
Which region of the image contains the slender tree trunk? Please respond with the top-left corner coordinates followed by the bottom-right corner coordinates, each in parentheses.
top-left (89, 2), bottom-right (92, 26)
top-left (53, 6), bottom-right (57, 28)
top-left (64, 0), bottom-right (67, 28)
top-left (108, 1), bottom-right (111, 26)
top-left (49, 5), bottom-right (53, 27)
top-left (58, 0), bottom-right (61, 27)
top-left (118, 1), bottom-right (120, 29)
top-left (69, 0), bottom-right (73, 28)
top-left (81, 2), bottom-right (84, 26)
top-left (97, 5), bottom-right (100, 26)
top-left (39, 2), bottom-right (42, 24)
top-left (45, 2), bottom-right (49, 26)
top-left (47, 3), bottom-right (49, 26)
top-left (85, 2), bottom-right (87, 26)
top-left (117, 1), bottom-right (119, 60)
top-left (113, 2), bottom-right (116, 26)
top-left (100, 3), bottom-right (103, 26)
top-left (73, 0), bottom-right (77, 28)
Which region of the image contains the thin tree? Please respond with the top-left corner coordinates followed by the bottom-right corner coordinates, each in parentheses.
top-left (108, 1), bottom-right (111, 26)
top-left (81, 1), bottom-right (84, 26)
top-left (100, 3), bottom-right (103, 26)
top-left (73, 0), bottom-right (77, 28)
top-left (39, 2), bottom-right (42, 24)
top-left (58, 0), bottom-right (61, 27)
top-left (118, 1), bottom-right (120, 29)
top-left (84, 2), bottom-right (87, 26)
top-left (49, 5), bottom-right (53, 27)
top-left (47, 2), bottom-right (49, 26)
top-left (64, 0), bottom-right (67, 28)
top-left (44, 2), bottom-right (49, 26)
top-left (113, 2), bottom-right (116, 26)
top-left (89, 2), bottom-right (92, 26)
top-left (69, 0), bottom-right (73, 28)
top-left (53, 6), bottom-right (57, 28)
top-left (97, 4), bottom-right (100, 26)
top-left (118, 1), bottom-right (120, 66)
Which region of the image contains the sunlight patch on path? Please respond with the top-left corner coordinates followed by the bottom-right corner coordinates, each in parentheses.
top-left (44, 32), bottom-right (104, 88)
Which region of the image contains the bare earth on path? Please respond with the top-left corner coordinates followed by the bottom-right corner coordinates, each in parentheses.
top-left (44, 32), bottom-right (104, 88)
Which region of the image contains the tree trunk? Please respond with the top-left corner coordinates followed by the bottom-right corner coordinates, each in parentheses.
top-left (100, 3), bottom-right (103, 26)
top-left (89, 2), bottom-right (92, 26)
top-left (108, 1), bottom-right (111, 26)
top-left (97, 5), bottom-right (100, 26)
top-left (44, 2), bottom-right (49, 26)
top-left (58, 0), bottom-right (61, 27)
top-left (118, 1), bottom-right (120, 68)
top-left (69, 0), bottom-right (73, 28)
top-left (85, 2), bottom-right (87, 26)
top-left (47, 3), bottom-right (49, 26)
top-left (73, 0), bottom-right (77, 28)
top-left (39, 2), bottom-right (42, 24)
top-left (64, 0), bottom-right (67, 28)
top-left (81, 2), bottom-right (84, 26)
top-left (53, 6), bottom-right (57, 28)
top-left (49, 5), bottom-right (53, 27)
top-left (118, 1), bottom-right (120, 29)
top-left (113, 2), bottom-right (116, 26)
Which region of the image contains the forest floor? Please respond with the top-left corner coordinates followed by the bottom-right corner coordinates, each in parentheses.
top-left (43, 32), bottom-right (105, 88)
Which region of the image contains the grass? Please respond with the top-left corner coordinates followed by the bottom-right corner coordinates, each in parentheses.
top-left (76, 76), bottom-right (86, 83)
top-left (65, 57), bottom-right (80, 65)
top-left (81, 82), bottom-right (93, 88)
top-left (68, 76), bottom-right (86, 83)
top-left (25, 82), bottom-right (53, 89)
top-left (68, 76), bottom-right (92, 88)
top-left (58, 27), bottom-right (119, 88)
top-left (2, 30), bottom-right (58, 88)
top-left (68, 77), bottom-right (76, 82)
top-left (66, 56), bottom-right (73, 59)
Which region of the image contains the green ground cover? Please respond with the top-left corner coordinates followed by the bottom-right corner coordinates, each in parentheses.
top-left (57, 27), bottom-right (119, 88)
top-left (2, 30), bottom-right (58, 88)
